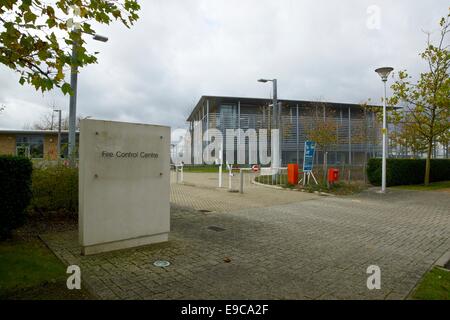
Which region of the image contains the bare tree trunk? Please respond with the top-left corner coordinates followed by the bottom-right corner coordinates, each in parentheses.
top-left (425, 140), bottom-right (433, 186)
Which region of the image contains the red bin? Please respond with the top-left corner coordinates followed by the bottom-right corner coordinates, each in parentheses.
top-left (287, 164), bottom-right (299, 185)
top-left (327, 168), bottom-right (339, 183)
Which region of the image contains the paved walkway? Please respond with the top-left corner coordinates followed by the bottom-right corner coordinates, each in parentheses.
top-left (170, 172), bottom-right (318, 213)
top-left (41, 176), bottom-right (450, 300)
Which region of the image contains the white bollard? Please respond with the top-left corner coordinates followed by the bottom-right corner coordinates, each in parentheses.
top-left (226, 162), bottom-right (233, 190)
top-left (240, 169), bottom-right (244, 194)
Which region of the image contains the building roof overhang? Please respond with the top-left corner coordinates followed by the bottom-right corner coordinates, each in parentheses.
top-left (186, 95), bottom-right (388, 122)
top-left (0, 129), bottom-right (79, 135)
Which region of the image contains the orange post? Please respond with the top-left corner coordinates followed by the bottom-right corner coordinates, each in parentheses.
top-left (327, 168), bottom-right (339, 183)
top-left (287, 164), bottom-right (299, 185)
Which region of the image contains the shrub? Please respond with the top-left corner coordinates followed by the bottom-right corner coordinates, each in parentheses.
top-left (30, 165), bottom-right (78, 215)
top-left (367, 158), bottom-right (450, 186)
top-left (0, 156), bottom-right (33, 239)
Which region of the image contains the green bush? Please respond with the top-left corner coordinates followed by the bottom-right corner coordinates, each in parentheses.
top-left (0, 156), bottom-right (33, 239)
top-left (367, 158), bottom-right (450, 186)
top-left (30, 165), bottom-right (78, 214)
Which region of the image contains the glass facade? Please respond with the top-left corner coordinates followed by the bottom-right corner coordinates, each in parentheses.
top-left (16, 135), bottom-right (44, 158)
top-left (219, 104), bottom-right (237, 127)
top-left (189, 97), bottom-right (382, 167)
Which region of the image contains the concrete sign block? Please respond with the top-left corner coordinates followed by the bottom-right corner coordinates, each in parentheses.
top-left (79, 119), bottom-right (170, 255)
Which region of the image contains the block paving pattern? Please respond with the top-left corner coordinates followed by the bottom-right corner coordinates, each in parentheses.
top-left (41, 181), bottom-right (450, 300)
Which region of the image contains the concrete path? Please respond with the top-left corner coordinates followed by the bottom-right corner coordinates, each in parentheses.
top-left (42, 176), bottom-right (450, 300)
top-left (171, 173), bottom-right (319, 212)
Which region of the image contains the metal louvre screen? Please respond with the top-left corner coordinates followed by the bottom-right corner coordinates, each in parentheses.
top-left (200, 111), bottom-right (382, 166)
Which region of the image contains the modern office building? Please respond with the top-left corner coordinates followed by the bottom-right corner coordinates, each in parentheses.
top-left (186, 96), bottom-right (382, 166)
top-left (0, 129), bottom-right (79, 160)
top-left (1, 96), bottom-right (385, 166)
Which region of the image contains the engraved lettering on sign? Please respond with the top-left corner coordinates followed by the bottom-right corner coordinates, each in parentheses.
top-left (101, 151), bottom-right (159, 159)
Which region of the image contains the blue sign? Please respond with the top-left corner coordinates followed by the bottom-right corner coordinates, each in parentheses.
top-left (303, 141), bottom-right (316, 172)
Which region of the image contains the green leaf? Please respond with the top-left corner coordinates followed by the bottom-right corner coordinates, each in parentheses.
top-left (61, 83), bottom-right (73, 96)
top-left (23, 11), bottom-right (37, 23)
top-left (1, 0), bottom-right (141, 94)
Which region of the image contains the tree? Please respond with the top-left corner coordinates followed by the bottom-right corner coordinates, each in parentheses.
top-left (303, 103), bottom-right (338, 182)
top-left (26, 109), bottom-right (85, 130)
top-left (437, 129), bottom-right (449, 158)
top-left (390, 111), bottom-right (428, 158)
top-left (388, 9), bottom-right (450, 185)
top-left (0, 0), bottom-right (140, 94)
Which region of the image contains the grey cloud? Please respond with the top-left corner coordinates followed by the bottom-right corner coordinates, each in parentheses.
top-left (0, 0), bottom-right (448, 132)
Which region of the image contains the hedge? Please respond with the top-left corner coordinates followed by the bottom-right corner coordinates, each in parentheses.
top-left (367, 158), bottom-right (450, 186)
top-left (29, 165), bottom-right (78, 214)
top-left (0, 156), bottom-right (33, 239)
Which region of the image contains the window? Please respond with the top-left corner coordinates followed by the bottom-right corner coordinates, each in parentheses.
top-left (60, 134), bottom-right (79, 158)
top-left (61, 134), bottom-right (69, 158)
top-left (220, 104), bottom-right (237, 128)
top-left (220, 104), bottom-right (237, 116)
top-left (16, 135), bottom-right (44, 158)
top-left (240, 116), bottom-right (250, 128)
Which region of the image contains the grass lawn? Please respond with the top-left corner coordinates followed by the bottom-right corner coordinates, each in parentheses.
top-left (182, 165), bottom-right (219, 173)
top-left (0, 239), bottom-right (92, 300)
top-left (411, 267), bottom-right (450, 300)
top-left (393, 180), bottom-right (450, 191)
top-left (181, 165), bottom-right (249, 173)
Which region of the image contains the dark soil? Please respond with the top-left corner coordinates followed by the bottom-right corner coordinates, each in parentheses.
top-left (13, 213), bottom-right (77, 241)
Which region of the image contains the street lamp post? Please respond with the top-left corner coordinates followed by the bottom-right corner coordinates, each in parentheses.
top-left (53, 109), bottom-right (62, 160)
top-left (68, 31), bottom-right (108, 167)
top-left (375, 67), bottom-right (394, 193)
top-left (258, 78), bottom-right (281, 175)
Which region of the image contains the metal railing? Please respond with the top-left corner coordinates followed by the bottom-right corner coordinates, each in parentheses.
top-left (170, 163), bottom-right (368, 192)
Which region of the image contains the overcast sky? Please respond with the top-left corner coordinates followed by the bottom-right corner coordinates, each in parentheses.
top-left (0, 0), bottom-right (448, 135)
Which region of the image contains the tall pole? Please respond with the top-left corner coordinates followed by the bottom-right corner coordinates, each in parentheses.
top-left (51, 112), bottom-right (54, 130)
top-left (66, 30), bottom-right (107, 167)
top-left (296, 104), bottom-right (299, 166)
top-left (375, 66), bottom-right (393, 194)
top-left (57, 110), bottom-right (62, 160)
top-left (272, 79), bottom-right (280, 170)
top-left (382, 80), bottom-right (387, 193)
top-left (258, 78), bottom-right (281, 176)
top-left (68, 34), bottom-right (78, 167)
top-left (218, 142), bottom-right (223, 188)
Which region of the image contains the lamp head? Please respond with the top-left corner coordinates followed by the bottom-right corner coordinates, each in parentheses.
top-left (258, 79), bottom-right (269, 83)
top-left (375, 67), bottom-right (394, 81)
top-left (93, 34), bottom-right (108, 42)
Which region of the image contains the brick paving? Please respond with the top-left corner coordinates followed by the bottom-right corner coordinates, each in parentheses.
top-left (41, 176), bottom-right (450, 300)
top-left (170, 173), bottom-right (318, 213)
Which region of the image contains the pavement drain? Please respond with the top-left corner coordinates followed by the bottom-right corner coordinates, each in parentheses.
top-left (153, 260), bottom-right (171, 268)
top-left (199, 209), bottom-right (212, 213)
top-left (207, 226), bottom-right (226, 232)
